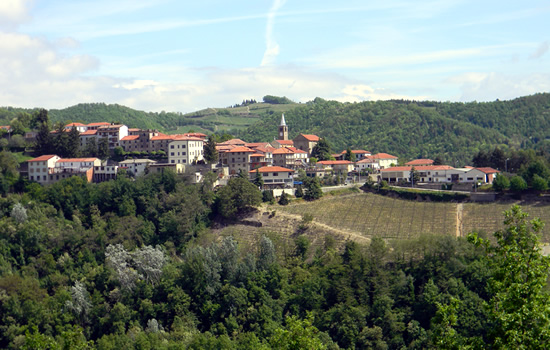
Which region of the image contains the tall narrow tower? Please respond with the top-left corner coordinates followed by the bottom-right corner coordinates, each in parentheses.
top-left (278, 113), bottom-right (288, 140)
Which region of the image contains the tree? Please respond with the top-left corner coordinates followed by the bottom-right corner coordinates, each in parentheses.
top-left (468, 205), bottom-right (550, 349)
top-left (409, 166), bottom-right (420, 185)
top-left (492, 173), bottom-right (510, 192)
top-left (311, 138), bottom-right (332, 161)
top-left (270, 314), bottom-right (327, 350)
top-left (278, 192), bottom-right (289, 205)
top-left (66, 127), bottom-right (81, 158)
top-left (203, 137), bottom-right (218, 163)
top-left (532, 174), bottom-right (548, 191)
top-left (215, 177), bottom-right (262, 219)
top-left (97, 137), bottom-right (109, 159)
top-left (253, 169), bottom-right (264, 189)
top-left (35, 119), bottom-right (53, 155)
top-left (344, 148), bottom-right (356, 162)
top-left (11, 203), bottom-right (27, 224)
top-left (510, 176), bottom-right (527, 192)
top-left (434, 155), bottom-right (445, 166)
top-left (303, 177), bottom-right (323, 201)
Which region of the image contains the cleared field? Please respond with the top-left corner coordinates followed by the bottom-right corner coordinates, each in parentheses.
top-left (273, 193), bottom-right (550, 241)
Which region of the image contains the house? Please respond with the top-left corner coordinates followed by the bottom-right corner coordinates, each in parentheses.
top-left (79, 129), bottom-right (98, 149)
top-left (356, 157), bottom-right (380, 172)
top-left (0, 126), bottom-right (12, 132)
top-left (271, 147), bottom-right (309, 169)
top-left (118, 159), bottom-right (157, 177)
top-left (369, 153), bottom-right (398, 169)
top-left (315, 160), bottom-right (354, 174)
top-left (293, 134), bottom-right (320, 155)
top-left (271, 139), bottom-right (294, 149)
top-left (147, 163), bottom-right (185, 175)
top-left (380, 165), bottom-right (454, 183)
top-left (122, 128), bottom-right (161, 152)
top-left (64, 123), bottom-right (87, 133)
top-left (93, 162), bottom-right (119, 182)
top-left (250, 166), bottom-right (294, 189)
top-left (218, 138), bottom-right (247, 147)
top-left (85, 122), bottom-right (111, 130)
top-left (465, 168), bottom-right (500, 184)
top-left (52, 158), bottom-right (101, 183)
top-left (406, 159), bottom-right (434, 166)
top-left (168, 136), bottom-right (204, 164)
top-left (220, 146), bottom-right (255, 175)
top-left (97, 124), bottom-right (129, 149)
top-left (27, 155), bottom-right (62, 184)
top-left (335, 149), bottom-right (371, 161)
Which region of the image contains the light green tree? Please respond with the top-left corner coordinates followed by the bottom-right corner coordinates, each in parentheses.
top-left (468, 205), bottom-right (550, 349)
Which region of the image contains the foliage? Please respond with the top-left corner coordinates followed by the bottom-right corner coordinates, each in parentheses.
top-left (278, 192), bottom-right (289, 205)
top-left (510, 176), bottom-right (528, 192)
top-left (310, 138), bottom-right (332, 161)
top-left (262, 95), bottom-right (294, 104)
top-left (302, 177), bottom-right (323, 201)
top-left (203, 137), bottom-right (218, 164)
top-left (468, 205), bottom-right (550, 349)
top-left (215, 177), bottom-right (262, 219)
top-left (492, 173), bottom-right (510, 192)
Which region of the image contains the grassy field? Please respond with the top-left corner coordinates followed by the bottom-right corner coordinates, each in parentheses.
top-left (177, 103), bottom-right (301, 134)
top-left (271, 192), bottom-right (550, 241)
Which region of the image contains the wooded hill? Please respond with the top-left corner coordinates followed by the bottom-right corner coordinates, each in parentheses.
top-left (241, 94), bottom-right (550, 165)
top-left (2, 93), bottom-right (550, 164)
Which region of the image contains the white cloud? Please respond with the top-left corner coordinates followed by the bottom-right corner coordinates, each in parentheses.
top-left (0, 0), bottom-right (32, 29)
top-left (261, 0), bottom-right (287, 66)
top-left (449, 72), bottom-right (550, 101)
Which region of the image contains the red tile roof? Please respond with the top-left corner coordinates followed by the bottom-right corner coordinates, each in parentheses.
top-left (184, 132), bottom-right (207, 138)
top-left (475, 167), bottom-right (500, 174)
top-left (65, 122), bottom-right (85, 126)
top-left (272, 147), bottom-right (294, 154)
top-left (250, 153), bottom-right (265, 157)
top-left (28, 155), bottom-right (59, 162)
top-left (288, 147), bottom-right (307, 154)
top-left (405, 159), bottom-right (434, 166)
top-left (219, 138), bottom-right (246, 145)
top-left (245, 142), bottom-right (269, 148)
top-left (57, 158), bottom-right (99, 163)
top-left (121, 135), bottom-right (140, 141)
top-left (372, 153), bottom-right (398, 159)
top-left (249, 166), bottom-right (295, 173)
top-left (226, 146), bottom-right (255, 153)
top-left (275, 140), bottom-right (294, 145)
top-left (297, 134), bottom-right (320, 141)
top-left (0, 126), bottom-right (11, 131)
top-left (80, 130), bottom-right (97, 135)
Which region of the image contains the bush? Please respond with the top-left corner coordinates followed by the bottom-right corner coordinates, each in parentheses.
top-left (278, 192), bottom-right (290, 205)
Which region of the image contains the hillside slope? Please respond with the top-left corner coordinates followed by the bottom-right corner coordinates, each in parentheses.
top-left (241, 94), bottom-right (550, 164)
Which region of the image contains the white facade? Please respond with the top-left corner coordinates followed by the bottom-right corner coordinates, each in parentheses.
top-left (28, 155), bottom-right (61, 184)
top-left (168, 138), bottom-right (204, 165)
top-left (118, 159), bottom-right (157, 177)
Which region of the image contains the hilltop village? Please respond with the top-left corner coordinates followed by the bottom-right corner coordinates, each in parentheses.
top-left (14, 113), bottom-right (501, 192)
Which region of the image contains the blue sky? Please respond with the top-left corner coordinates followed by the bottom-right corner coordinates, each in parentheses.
top-left (0, 0), bottom-right (549, 112)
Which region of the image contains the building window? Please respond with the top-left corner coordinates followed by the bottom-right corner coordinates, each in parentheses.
top-left (273, 173), bottom-right (278, 176)
top-left (171, 160), bottom-right (175, 163)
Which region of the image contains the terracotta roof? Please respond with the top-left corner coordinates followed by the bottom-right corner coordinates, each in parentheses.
top-left (372, 153), bottom-right (398, 159)
top-left (250, 153), bottom-right (265, 157)
top-left (57, 158), bottom-right (99, 163)
top-left (0, 126), bottom-right (11, 131)
top-left (65, 122), bottom-right (85, 126)
top-left (28, 155), bottom-right (59, 162)
top-left (226, 146), bottom-right (255, 153)
top-left (80, 130), bottom-right (97, 135)
top-left (288, 147), bottom-right (307, 154)
top-left (128, 128), bottom-right (141, 132)
top-left (297, 134), bottom-right (320, 141)
top-left (254, 145), bottom-right (276, 153)
top-left (317, 160), bottom-right (353, 165)
top-left (121, 135), bottom-right (140, 141)
top-left (184, 132), bottom-right (207, 138)
top-left (249, 166), bottom-right (295, 173)
top-left (475, 167), bottom-right (500, 174)
top-left (245, 142), bottom-right (269, 148)
top-left (216, 145), bottom-right (235, 152)
top-left (219, 138), bottom-right (246, 145)
top-left (275, 140), bottom-right (294, 145)
top-left (272, 147), bottom-right (294, 154)
top-left (87, 122), bottom-right (111, 126)
top-left (171, 135), bottom-right (203, 141)
top-left (357, 158), bottom-right (376, 163)
top-left (151, 135), bottom-right (175, 141)
top-left (405, 159), bottom-right (434, 166)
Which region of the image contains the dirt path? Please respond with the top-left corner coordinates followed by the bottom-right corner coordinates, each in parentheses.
top-left (456, 203), bottom-right (463, 237)
top-left (272, 210), bottom-right (371, 245)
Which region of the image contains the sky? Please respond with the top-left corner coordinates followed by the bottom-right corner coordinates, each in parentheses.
top-left (0, 0), bottom-right (549, 113)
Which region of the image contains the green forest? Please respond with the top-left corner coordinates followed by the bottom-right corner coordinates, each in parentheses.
top-left (1, 169), bottom-right (550, 349)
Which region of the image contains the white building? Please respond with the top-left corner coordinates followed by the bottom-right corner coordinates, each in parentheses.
top-left (249, 166), bottom-right (295, 189)
top-left (27, 155), bottom-right (61, 184)
top-left (118, 159), bottom-right (157, 177)
top-left (167, 136), bottom-right (204, 165)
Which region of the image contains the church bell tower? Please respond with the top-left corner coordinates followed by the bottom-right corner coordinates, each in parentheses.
top-left (278, 113), bottom-right (288, 140)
